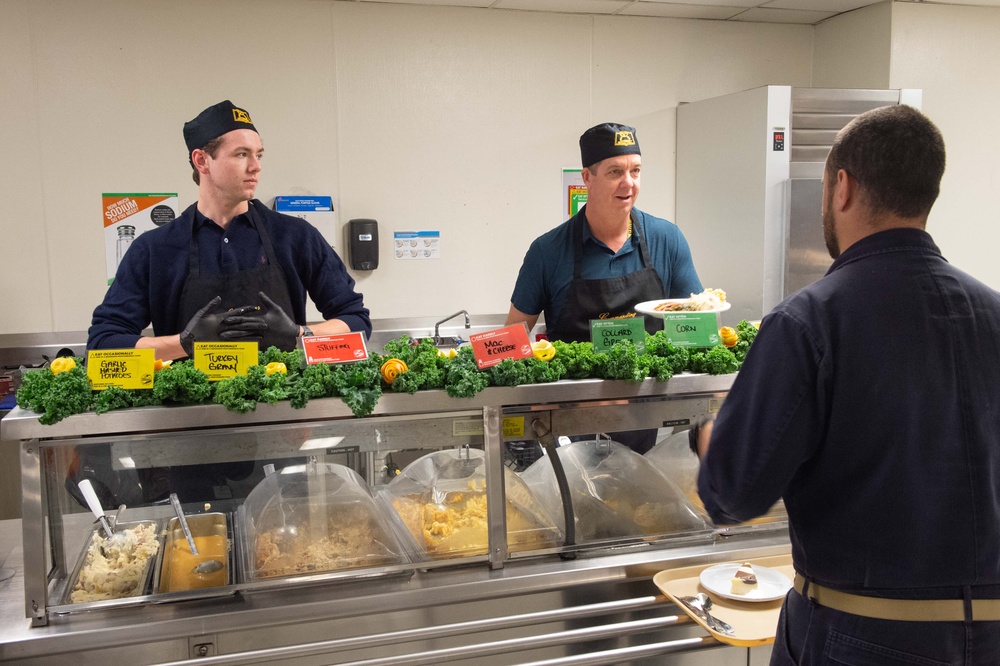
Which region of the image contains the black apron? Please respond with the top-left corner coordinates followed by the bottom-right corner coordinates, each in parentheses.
top-left (172, 200), bottom-right (296, 495)
top-left (546, 208), bottom-right (666, 344)
top-left (177, 200), bottom-right (297, 328)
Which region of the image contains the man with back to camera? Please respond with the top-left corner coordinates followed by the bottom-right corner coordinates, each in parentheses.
top-left (506, 123), bottom-right (702, 454)
top-left (693, 105), bottom-right (1000, 663)
top-left (87, 100), bottom-right (371, 358)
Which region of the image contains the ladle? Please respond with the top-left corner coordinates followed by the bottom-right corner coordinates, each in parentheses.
top-left (79, 479), bottom-right (129, 554)
top-left (168, 493), bottom-right (226, 575)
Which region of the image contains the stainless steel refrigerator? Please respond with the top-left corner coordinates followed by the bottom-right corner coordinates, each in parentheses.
top-left (676, 85), bottom-right (921, 325)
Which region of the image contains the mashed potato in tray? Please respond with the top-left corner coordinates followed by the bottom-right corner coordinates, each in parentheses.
top-left (70, 522), bottom-right (159, 603)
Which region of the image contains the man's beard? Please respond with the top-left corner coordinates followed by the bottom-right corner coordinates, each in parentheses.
top-left (822, 189), bottom-right (840, 259)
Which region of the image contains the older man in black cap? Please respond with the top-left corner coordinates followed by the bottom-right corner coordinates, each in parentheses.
top-left (88, 100), bottom-right (371, 359)
top-left (505, 123), bottom-right (702, 455)
top-left (507, 122), bottom-right (702, 343)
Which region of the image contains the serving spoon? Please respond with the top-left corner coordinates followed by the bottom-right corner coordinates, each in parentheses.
top-left (79, 479), bottom-right (129, 555)
top-left (169, 493), bottom-right (225, 575)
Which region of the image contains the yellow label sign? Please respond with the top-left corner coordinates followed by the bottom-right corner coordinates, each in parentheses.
top-left (87, 349), bottom-right (155, 390)
top-left (451, 416), bottom-right (525, 439)
top-left (194, 342), bottom-right (258, 381)
top-left (502, 416), bottom-right (525, 439)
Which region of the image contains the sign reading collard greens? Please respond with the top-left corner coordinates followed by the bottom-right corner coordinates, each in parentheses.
top-left (590, 318), bottom-right (648, 354)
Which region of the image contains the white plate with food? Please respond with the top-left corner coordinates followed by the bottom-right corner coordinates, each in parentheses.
top-left (699, 562), bottom-right (792, 602)
top-left (635, 299), bottom-right (732, 318)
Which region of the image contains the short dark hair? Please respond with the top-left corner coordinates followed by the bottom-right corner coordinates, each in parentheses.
top-left (826, 105), bottom-right (945, 220)
top-left (191, 136), bottom-right (226, 185)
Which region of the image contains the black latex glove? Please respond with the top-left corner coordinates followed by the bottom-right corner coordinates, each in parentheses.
top-left (179, 297), bottom-right (261, 356)
top-left (220, 291), bottom-right (300, 351)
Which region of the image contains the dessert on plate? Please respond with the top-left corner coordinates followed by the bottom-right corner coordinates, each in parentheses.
top-left (730, 561), bottom-right (758, 595)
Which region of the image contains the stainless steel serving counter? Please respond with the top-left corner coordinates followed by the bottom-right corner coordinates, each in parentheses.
top-left (1, 357), bottom-right (788, 665)
top-left (0, 516), bottom-right (785, 665)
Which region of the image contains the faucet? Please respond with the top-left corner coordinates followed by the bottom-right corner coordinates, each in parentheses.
top-left (434, 310), bottom-right (471, 344)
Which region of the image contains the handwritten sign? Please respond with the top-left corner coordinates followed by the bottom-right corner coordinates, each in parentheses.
top-left (590, 318), bottom-right (648, 354)
top-left (87, 349), bottom-right (155, 390)
top-left (302, 332), bottom-right (369, 365)
top-left (469, 324), bottom-right (533, 369)
top-left (663, 313), bottom-right (720, 348)
top-left (193, 342), bottom-right (258, 381)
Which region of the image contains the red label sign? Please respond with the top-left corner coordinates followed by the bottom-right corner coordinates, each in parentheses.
top-left (469, 324), bottom-right (533, 369)
top-left (302, 332), bottom-right (369, 365)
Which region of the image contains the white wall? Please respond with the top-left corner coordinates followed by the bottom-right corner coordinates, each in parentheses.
top-left (889, 3), bottom-right (1000, 290)
top-left (0, 0), bottom-right (815, 335)
top-left (813, 1), bottom-right (892, 89)
top-left (813, 1), bottom-right (1000, 291)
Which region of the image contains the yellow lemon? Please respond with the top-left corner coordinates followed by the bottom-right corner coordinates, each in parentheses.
top-left (531, 340), bottom-right (556, 362)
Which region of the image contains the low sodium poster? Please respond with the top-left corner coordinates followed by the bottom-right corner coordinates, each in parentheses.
top-left (103, 193), bottom-right (178, 284)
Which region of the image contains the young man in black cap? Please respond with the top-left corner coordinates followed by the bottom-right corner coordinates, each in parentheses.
top-left (88, 100), bottom-right (371, 359)
top-left (506, 122), bottom-right (702, 342)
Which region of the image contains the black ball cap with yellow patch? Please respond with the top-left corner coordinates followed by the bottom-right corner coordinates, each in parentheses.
top-left (580, 122), bottom-right (640, 168)
top-left (183, 100), bottom-right (258, 162)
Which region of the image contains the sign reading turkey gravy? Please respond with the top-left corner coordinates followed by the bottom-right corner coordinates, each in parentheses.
top-left (194, 342), bottom-right (258, 381)
top-left (469, 325), bottom-right (533, 369)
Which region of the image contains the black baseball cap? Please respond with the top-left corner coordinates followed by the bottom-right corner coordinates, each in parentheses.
top-left (580, 123), bottom-right (641, 168)
top-left (183, 100), bottom-right (257, 164)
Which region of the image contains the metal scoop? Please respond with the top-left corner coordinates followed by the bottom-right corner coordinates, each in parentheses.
top-left (168, 493), bottom-right (225, 576)
top-left (79, 479), bottom-right (129, 554)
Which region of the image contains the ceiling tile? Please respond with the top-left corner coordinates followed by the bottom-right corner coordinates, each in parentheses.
top-left (360, 0), bottom-right (496, 5)
top-left (493, 0), bottom-right (631, 13)
top-left (619, 3), bottom-right (748, 18)
top-left (637, 0), bottom-right (760, 6)
top-left (762, 0), bottom-right (877, 10)
top-left (731, 7), bottom-right (837, 23)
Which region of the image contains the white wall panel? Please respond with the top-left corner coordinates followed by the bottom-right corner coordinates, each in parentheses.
top-left (813, 1), bottom-right (891, 89)
top-left (1, 0), bottom-right (816, 333)
top-left (0, 0), bottom-right (52, 333)
top-left (889, 3), bottom-right (1000, 290)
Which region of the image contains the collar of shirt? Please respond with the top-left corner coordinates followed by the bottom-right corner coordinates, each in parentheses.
top-left (582, 219), bottom-right (636, 256)
top-left (827, 227), bottom-right (939, 276)
top-left (193, 208), bottom-right (254, 233)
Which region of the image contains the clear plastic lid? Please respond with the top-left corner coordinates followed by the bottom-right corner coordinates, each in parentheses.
top-left (240, 461), bottom-right (410, 580)
top-left (380, 448), bottom-right (562, 559)
top-left (520, 437), bottom-right (708, 542)
top-left (645, 429), bottom-right (787, 526)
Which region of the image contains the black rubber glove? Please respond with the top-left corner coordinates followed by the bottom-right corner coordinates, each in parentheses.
top-left (179, 296), bottom-right (225, 357)
top-left (688, 417), bottom-right (715, 458)
top-left (220, 291), bottom-right (300, 352)
top-left (179, 298), bottom-right (263, 355)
